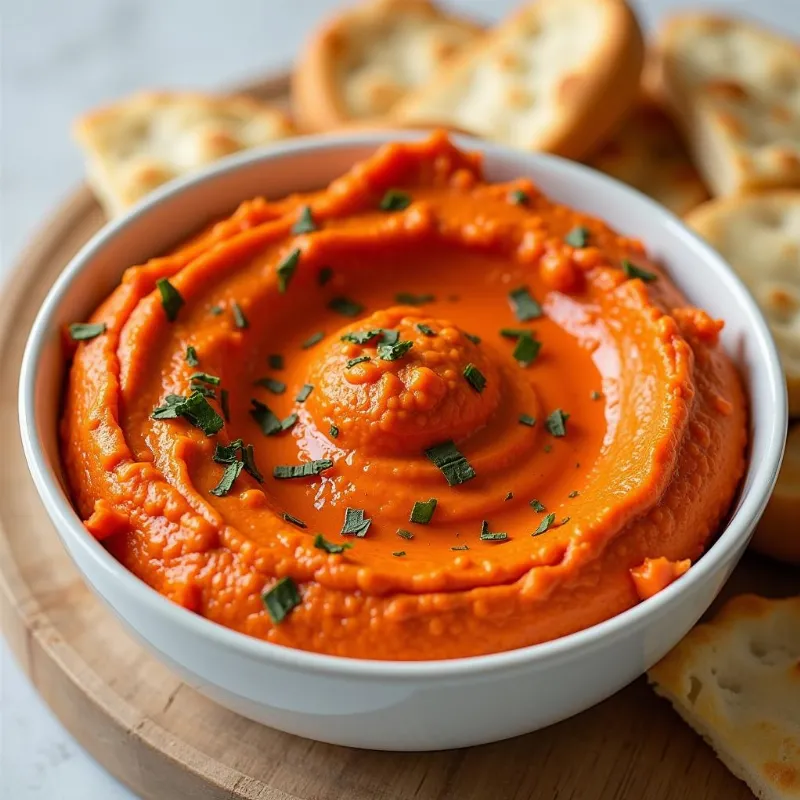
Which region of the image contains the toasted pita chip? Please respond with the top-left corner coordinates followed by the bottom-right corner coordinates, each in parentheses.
top-left (586, 98), bottom-right (709, 216)
top-left (685, 191), bottom-right (800, 416)
top-left (74, 91), bottom-right (295, 217)
top-left (391, 0), bottom-right (644, 159)
top-left (654, 14), bottom-right (800, 196)
top-left (292, 0), bottom-right (481, 132)
top-left (648, 594), bottom-right (800, 800)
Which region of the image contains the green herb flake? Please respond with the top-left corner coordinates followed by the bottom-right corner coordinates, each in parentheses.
top-left (281, 413), bottom-right (298, 431)
top-left (545, 409), bottom-right (570, 437)
top-left (463, 363), bottom-right (486, 393)
top-left (242, 444), bottom-right (264, 483)
top-left (480, 531), bottom-right (508, 542)
top-left (250, 399), bottom-right (283, 436)
top-left (451, 544), bottom-right (469, 551)
top-left (500, 328), bottom-right (532, 339)
top-left (318, 266), bottom-right (334, 286)
top-left (346, 355), bottom-right (371, 368)
top-left (465, 332), bottom-right (481, 345)
top-left (232, 302), bottom-right (248, 329)
top-left (69, 322), bottom-right (106, 341)
top-left (530, 499), bottom-right (546, 513)
top-left (189, 381), bottom-right (216, 399)
top-left (533, 513), bottom-right (556, 535)
top-left (424, 440), bottom-right (475, 486)
top-left (622, 260), bottom-right (657, 283)
top-left (377, 340), bottom-right (413, 361)
top-left (505, 492), bottom-right (513, 501)
top-left (513, 334), bottom-right (541, 367)
top-left (590, 390), bottom-right (602, 401)
top-left (508, 286), bottom-right (543, 322)
top-left (156, 278), bottom-right (184, 322)
top-left (379, 189), bottom-right (412, 211)
top-left (395, 292), bottom-right (434, 306)
top-left (210, 460), bottom-right (243, 497)
top-left (568, 491), bottom-right (579, 498)
top-left (191, 371), bottom-right (221, 386)
top-left (328, 296), bottom-right (364, 318)
top-left (410, 498), bottom-right (437, 524)
top-left (416, 323), bottom-right (436, 336)
top-left (291, 205), bottom-right (317, 235)
top-left (396, 529), bottom-right (414, 540)
top-left (268, 353), bottom-right (284, 370)
top-left (329, 424), bottom-right (339, 439)
top-left (381, 329), bottom-right (400, 345)
top-left (262, 576), bottom-right (302, 623)
top-left (273, 459), bottom-right (333, 479)
top-left (565, 226), bottom-right (590, 248)
top-left (277, 248), bottom-right (301, 293)
top-left (152, 391), bottom-right (224, 436)
top-left (301, 331), bottom-right (325, 349)
top-left (213, 439), bottom-right (243, 464)
top-left (341, 328), bottom-right (383, 345)
top-left (314, 533), bottom-right (351, 554)
top-left (508, 189), bottom-right (529, 205)
top-left (185, 346), bottom-right (199, 367)
top-left (209, 305), bottom-right (224, 316)
top-left (392, 551), bottom-right (406, 557)
top-left (293, 384), bottom-right (312, 403)
top-left (519, 414), bottom-right (536, 427)
top-left (341, 507), bottom-right (372, 537)
top-left (220, 388), bottom-right (230, 422)
top-left (254, 376), bottom-right (286, 394)
top-left (282, 513), bottom-right (307, 529)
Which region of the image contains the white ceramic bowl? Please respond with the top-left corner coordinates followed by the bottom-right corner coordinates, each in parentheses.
top-left (19, 132), bottom-right (786, 751)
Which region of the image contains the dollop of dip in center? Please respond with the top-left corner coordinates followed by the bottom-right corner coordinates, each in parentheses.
top-left (62, 133), bottom-right (747, 660)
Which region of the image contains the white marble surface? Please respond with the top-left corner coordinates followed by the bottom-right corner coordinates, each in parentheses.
top-left (1, 1), bottom-right (797, 798)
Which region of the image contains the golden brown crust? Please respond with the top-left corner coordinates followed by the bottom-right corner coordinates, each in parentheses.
top-left (73, 91), bottom-right (295, 217)
top-left (291, 0), bottom-right (482, 133)
top-left (391, 0), bottom-right (645, 159)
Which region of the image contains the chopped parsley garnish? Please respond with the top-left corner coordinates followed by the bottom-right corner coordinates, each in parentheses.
top-left (328, 297), bottom-right (364, 317)
top-left (545, 409), bottom-right (570, 437)
top-left (379, 189), bottom-right (412, 211)
top-left (151, 391), bottom-right (223, 436)
top-left (329, 424), bottom-right (339, 439)
top-left (513, 335), bottom-right (541, 366)
top-left (500, 328), bottom-right (532, 339)
top-left (465, 332), bottom-right (481, 345)
top-left (381, 329), bottom-right (399, 345)
top-left (296, 383), bottom-right (314, 402)
top-left (232, 302), bottom-right (248, 329)
top-left (254, 376), bottom-right (286, 394)
top-left (451, 544), bottom-right (469, 551)
top-left (318, 266), bottom-right (333, 286)
top-left (508, 286), bottom-right (543, 321)
top-left (463, 363), bottom-right (486, 392)
top-left (314, 533), bottom-right (351, 554)
top-left (590, 390), bottom-right (602, 401)
top-left (392, 551), bottom-right (406, 557)
top-left (191, 371), bottom-right (221, 386)
top-left (565, 226), bottom-right (590, 248)
top-left (622, 260), bottom-right (657, 282)
top-left (410, 498), bottom-right (437, 524)
top-left (273, 460), bottom-right (333, 479)
top-left (424, 440), bottom-right (475, 486)
top-left (280, 413), bottom-right (298, 432)
top-left (533, 513), bottom-right (556, 535)
top-left (530, 499), bottom-right (546, 512)
top-left (209, 305), bottom-right (224, 316)
top-left (210, 460), bottom-right (243, 497)
top-left (262, 577), bottom-right (301, 623)
top-left (69, 322), bottom-right (106, 341)
top-left (241, 444), bottom-right (263, 482)
top-left (395, 292), bottom-right (434, 305)
top-left (189, 382), bottom-right (215, 399)
top-left (269, 353), bottom-right (284, 370)
top-left (283, 513), bottom-right (307, 529)
top-left (185, 346), bottom-right (199, 366)
top-left (341, 329), bottom-right (383, 345)
top-left (213, 439), bottom-right (243, 464)
top-left (519, 414), bottom-right (536, 426)
top-left (480, 520), bottom-right (508, 542)
top-left (302, 331), bottom-right (325, 349)
top-left (277, 248), bottom-right (301, 293)
top-left (346, 355), bottom-right (371, 368)
top-left (250, 399), bottom-right (282, 436)
top-left (220, 388), bottom-right (230, 422)
top-left (396, 529), bottom-right (414, 540)
top-left (377, 339), bottom-right (413, 361)
top-left (416, 323), bottom-right (436, 336)
top-left (291, 206), bottom-right (317, 235)
top-left (156, 278), bottom-right (184, 321)
top-left (568, 491), bottom-right (579, 498)
top-left (508, 189), bottom-right (529, 205)
top-left (341, 507), bottom-right (371, 537)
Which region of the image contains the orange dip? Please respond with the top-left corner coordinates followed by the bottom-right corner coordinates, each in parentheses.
top-left (61, 133), bottom-right (747, 660)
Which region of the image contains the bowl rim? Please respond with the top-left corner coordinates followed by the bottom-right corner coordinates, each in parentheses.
top-left (18, 131), bottom-right (787, 681)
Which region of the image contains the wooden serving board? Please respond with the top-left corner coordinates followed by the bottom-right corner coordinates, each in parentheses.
top-left (0, 73), bottom-right (796, 800)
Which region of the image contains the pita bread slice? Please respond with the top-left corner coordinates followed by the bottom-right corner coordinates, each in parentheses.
top-left (74, 91), bottom-right (295, 217)
top-left (292, 0), bottom-right (482, 132)
top-left (648, 594), bottom-right (800, 800)
top-left (391, 0), bottom-right (645, 159)
top-left (685, 191), bottom-right (800, 416)
top-left (654, 14), bottom-right (800, 196)
top-left (586, 98), bottom-right (709, 217)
